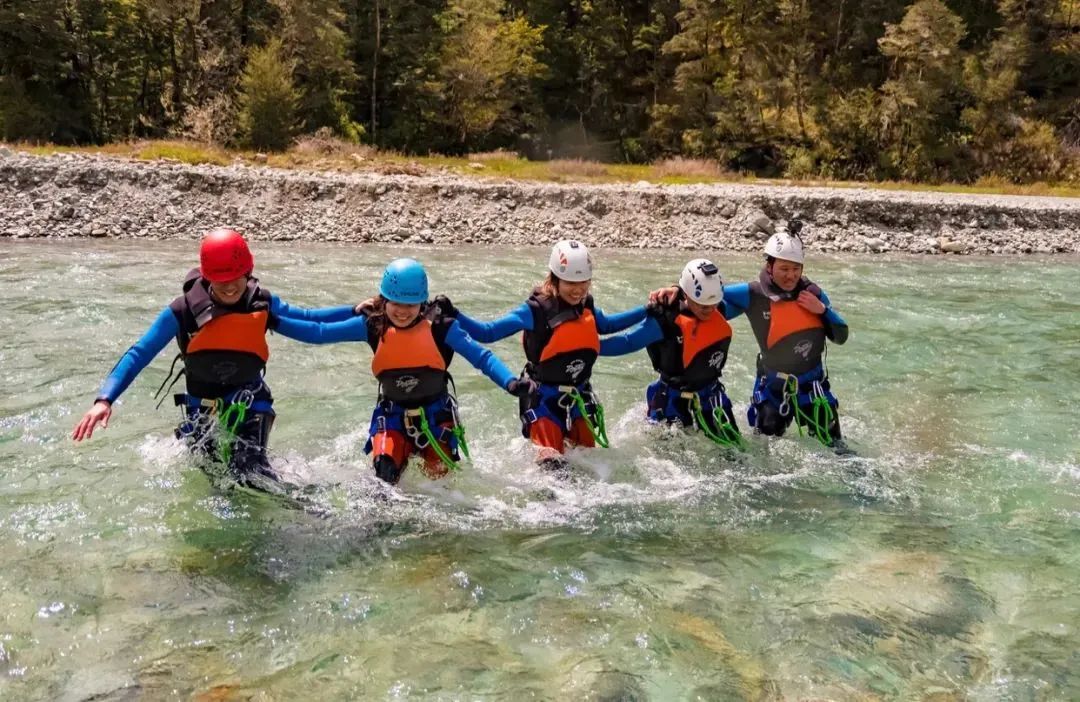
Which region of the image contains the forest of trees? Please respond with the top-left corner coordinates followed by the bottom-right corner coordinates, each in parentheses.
top-left (1, 0), bottom-right (1078, 183)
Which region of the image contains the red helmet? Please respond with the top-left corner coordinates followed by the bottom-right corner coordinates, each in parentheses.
top-left (199, 228), bottom-right (254, 282)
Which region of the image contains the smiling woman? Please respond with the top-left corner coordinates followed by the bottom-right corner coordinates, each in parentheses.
top-left (2, 240), bottom-right (1080, 699)
top-left (453, 240), bottom-right (650, 468)
top-left (346, 257), bottom-right (522, 485)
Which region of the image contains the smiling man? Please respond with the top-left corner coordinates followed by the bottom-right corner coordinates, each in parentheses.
top-left (723, 221), bottom-right (851, 452)
top-left (71, 228), bottom-right (362, 493)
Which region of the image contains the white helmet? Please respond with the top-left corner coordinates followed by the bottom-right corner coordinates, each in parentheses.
top-left (548, 240), bottom-right (593, 282)
top-left (679, 259), bottom-right (724, 305)
top-left (764, 232), bottom-right (804, 264)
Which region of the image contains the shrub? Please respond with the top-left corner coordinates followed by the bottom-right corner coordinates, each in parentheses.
top-left (180, 95), bottom-right (238, 147)
top-left (238, 40), bottom-right (298, 152)
top-left (653, 156), bottom-right (729, 179)
top-left (291, 127), bottom-right (378, 157)
top-left (547, 158), bottom-right (609, 177)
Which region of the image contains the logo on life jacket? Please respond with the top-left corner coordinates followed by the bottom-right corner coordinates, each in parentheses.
top-left (794, 340), bottom-right (813, 359)
top-left (762, 310), bottom-right (771, 321)
top-left (211, 360), bottom-right (240, 382)
top-left (708, 350), bottom-right (726, 369)
top-left (565, 359), bottom-right (586, 380)
top-left (395, 375), bottom-right (421, 394)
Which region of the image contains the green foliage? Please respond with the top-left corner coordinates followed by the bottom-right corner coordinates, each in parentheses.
top-left (431, 0), bottom-right (546, 147)
top-left (239, 40), bottom-right (299, 151)
top-left (811, 88), bottom-right (887, 180)
top-left (877, 0), bottom-right (968, 180)
top-left (0, 76), bottom-right (54, 142)
top-left (273, 0), bottom-right (361, 139)
top-left (0, 0), bottom-right (1077, 183)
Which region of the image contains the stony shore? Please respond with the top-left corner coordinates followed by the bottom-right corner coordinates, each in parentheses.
top-left (2, 149), bottom-right (1079, 254)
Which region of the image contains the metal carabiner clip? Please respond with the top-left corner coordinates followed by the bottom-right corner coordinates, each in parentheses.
top-left (557, 391), bottom-right (576, 430)
top-left (234, 389), bottom-right (255, 409)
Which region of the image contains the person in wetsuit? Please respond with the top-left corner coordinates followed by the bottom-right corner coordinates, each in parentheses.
top-left (266, 258), bottom-right (532, 485)
top-left (724, 224), bottom-right (851, 452)
top-left (599, 259), bottom-right (743, 447)
top-left (436, 240), bottom-right (646, 470)
top-left (71, 228), bottom-right (364, 493)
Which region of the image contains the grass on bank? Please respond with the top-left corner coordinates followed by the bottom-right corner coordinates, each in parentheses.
top-left (10, 138), bottom-right (1080, 199)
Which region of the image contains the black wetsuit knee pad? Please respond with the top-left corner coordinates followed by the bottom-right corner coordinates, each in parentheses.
top-left (374, 455), bottom-right (403, 484)
top-left (754, 401), bottom-right (790, 436)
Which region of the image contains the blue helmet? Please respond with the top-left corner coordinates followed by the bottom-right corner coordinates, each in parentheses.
top-left (380, 258), bottom-right (428, 304)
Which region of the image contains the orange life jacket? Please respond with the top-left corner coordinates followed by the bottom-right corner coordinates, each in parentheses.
top-left (646, 301), bottom-right (732, 391)
top-left (745, 277), bottom-right (827, 375)
top-left (168, 269), bottom-right (272, 397)
top-left (522, 292), bottom-right (600, 385)
top-left (367, 309), bottom-right (454, 405)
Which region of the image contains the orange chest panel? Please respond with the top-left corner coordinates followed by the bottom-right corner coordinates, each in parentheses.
top-left (371, 320), bottom-right (448, 375)
top-left (675, 314), bottom-right (732, 367)
top-left (187, 311), bottom-right (270, 360)
top-left (538, 309), bottom-right (600, 362)
top-left (766, 300), bottom-right (823, 349)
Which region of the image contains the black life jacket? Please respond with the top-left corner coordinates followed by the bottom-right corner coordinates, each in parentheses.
top-left (167, 268), bottom-right (274, 398)
top-left (645, 300), bottom-right (733, 391)
top-left (521, 291), bottom-right (600, 385)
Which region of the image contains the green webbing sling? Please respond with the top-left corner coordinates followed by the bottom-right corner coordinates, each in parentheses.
top-left (215, 399), bottom-right (249, 465)
top-left (783, 376), bottom-right (837, 448)
top-left (689, 394), bottom-right (747, 450)
top-left (415, 406), bottom-right (465, 472)
top-left (566, 387), bottom-right (610, 448)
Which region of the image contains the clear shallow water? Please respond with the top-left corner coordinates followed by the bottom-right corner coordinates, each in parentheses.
top-left (1, 240), bottom-right (1078, 700)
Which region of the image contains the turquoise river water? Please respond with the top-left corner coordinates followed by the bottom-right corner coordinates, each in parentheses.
top-left (0, 240), bottom-right (1078, 700)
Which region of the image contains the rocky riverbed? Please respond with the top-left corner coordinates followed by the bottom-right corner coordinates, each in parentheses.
top-left (2, 148), bottom-right (1079, 254)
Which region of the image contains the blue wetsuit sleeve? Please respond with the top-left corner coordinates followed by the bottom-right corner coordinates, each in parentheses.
top-left (273, 314), bottom-right (370, 344)
top-left (821, 304), bottom-right (849, 345)
top-left (594, 305), bottom-right (647, 334)
top-left (271, 295), bottom-right (357, 323)
top-left (452, 305), bottom-right (531, 343)
top-left (599, 317), bottom-right (664, 356)
top-left (445, 321), bottom-right (517, 389)
top-left (98, 307), bottom-right (179, 403)
top-left (723, 284), bottom-right (751, 320)
top-left (813, 287), bottom-right (849, 344)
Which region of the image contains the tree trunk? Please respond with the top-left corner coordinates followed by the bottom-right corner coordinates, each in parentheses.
top-left (371, 0), bottom-right (381, 142)
top-left (240, 0), bottom-right (251, 46)
top-left (834, 0), bottom-right (845, 56)
top-left (169, 17), bottom-right (185, 118)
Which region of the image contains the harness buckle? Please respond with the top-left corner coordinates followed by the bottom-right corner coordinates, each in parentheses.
top-left (234, 389), bottom-right (255, 409)
top-left (403, 409), bottom-right (430, 448)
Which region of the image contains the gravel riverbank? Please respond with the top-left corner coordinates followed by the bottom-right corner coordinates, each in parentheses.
top-left (3, 149), bottom-right (1079, 255)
